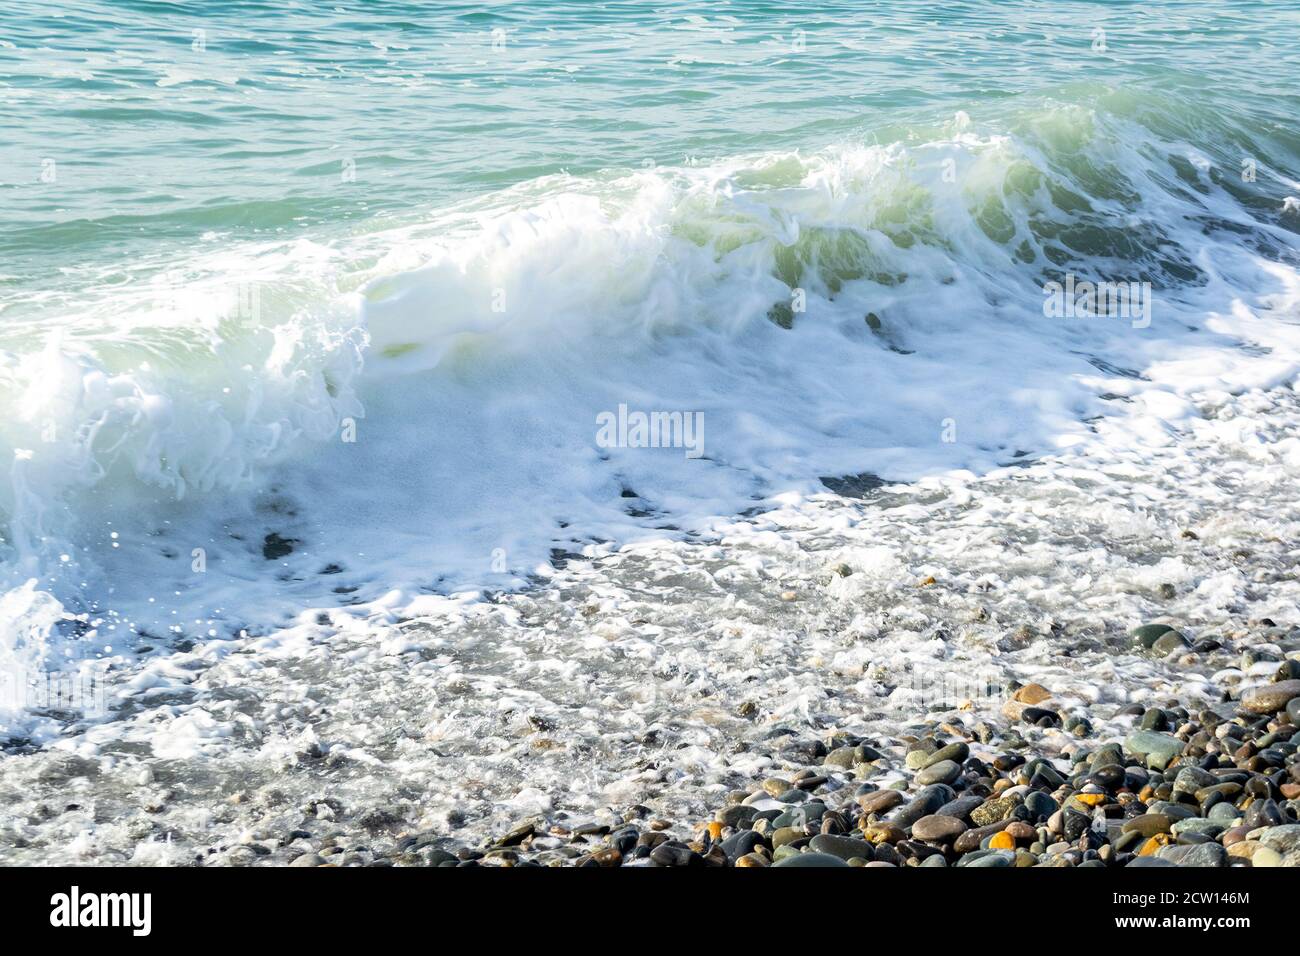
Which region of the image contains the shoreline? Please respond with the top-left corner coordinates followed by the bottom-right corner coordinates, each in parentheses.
top-left (434, 649), bottom-right (1300, 867)
top-left (3, 382), bottom-right (1300, 866)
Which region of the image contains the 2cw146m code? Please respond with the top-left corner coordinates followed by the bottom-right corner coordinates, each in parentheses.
top-left (1182, 893), bottom-right (1249, 905)
top-left (1114, 892), bottom-right (1249, 906)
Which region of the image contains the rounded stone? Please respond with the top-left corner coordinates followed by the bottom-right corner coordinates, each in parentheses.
top-left (922, 742), bottom-right (970, 769)
top-left (719, 829), bottom-right (767, 862)
top-left (1258, 824), bottom-right (1300, 855)
top-left (1170, 818), bottom-right (1225, 839)
top-left (1024, 791), bottom-right (1058, 821)
top-left (954, 822), bottom-right (1009, 854)
top-left (1208, 801), bottom-right (1242, 822)
top-left (935, 795), bottom-right (984, 821)
top-left (1005, 821), bottom-right (1036, 841)
top-left (965, 851), bottom-right (1014, 867)
top-left (970, 796), bottom-right (1018, 827)
top-left (717, 804), bottom-right (758, 829)
top-left (1131, 623), bottom-right (1177, 648)
top-left (808, 833), bottom-right (874, 861)
top-left (1152, 631), bottom-right (1191, 655)
top-left (772, 851), bottom-right (850, 867)
top-left (823, 747), bottom-right (859, 769)
top-left (915, 759), bottom-right (961, 786)
top-left (771, 826), bottom-right (803, 849)
top-left (857, 789), bottom-right (906, 815)
top-left (1158, 843), bottom-right (1227, 867)
top-left (890, 785), bottom-right (954, 827)
top-left (1251, 846), bottom-right (1284, 867)
top-left (1122, 813), bottom-right (1172, 837)
top-left (912, 814), bottom-right (968, 843)
top-left (1242, 680), bottom-right (1300, 715)
top-left (1124, 730), bottom-right (1184, 770)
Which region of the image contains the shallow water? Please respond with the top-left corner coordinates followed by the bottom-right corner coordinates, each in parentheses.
top-left (1, 381), bottom-right (1298, 863)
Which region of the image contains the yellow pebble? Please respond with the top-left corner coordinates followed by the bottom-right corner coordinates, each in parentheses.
top-left (706, 821), bottom-right (723, 841)
top-left (1139, 834), bottom-right (1172, 857)
top-left (1226, 841), bottom-right (1260, 859)
top-left (1074, 793), bottom-right (1107, 807)
top-left (1011, 683), bottom-right (1052, 705)
top-left (989, 831), bottom-right (1015, 850)
top-left (863, 823), bottom-right (904, 844)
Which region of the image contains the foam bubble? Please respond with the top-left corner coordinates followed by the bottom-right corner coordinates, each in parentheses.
top-left (2, 104), bottom-right (1300, 729)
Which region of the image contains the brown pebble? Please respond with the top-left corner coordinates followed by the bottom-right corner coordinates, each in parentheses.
top-left (911, 814), bottom-right (968, 843)
top-left (1221, 826), bottom-right (1251, 847)
top-left (954, 822), bottom-right (1010, 854)
top-left (1005, 821), bottom-right (1036, 841)
top-left (857, 790), bottom-right (906, 815)
top-left (1226, 840), bottom-right (1261, 860)
top-left (1012, 683), bottom-right (1052, 705)
top-left (862, 822), bottom-right (906, 845)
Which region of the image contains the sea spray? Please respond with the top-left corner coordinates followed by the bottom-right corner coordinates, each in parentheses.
top-left (3, 118), bottom-right (1300, 713)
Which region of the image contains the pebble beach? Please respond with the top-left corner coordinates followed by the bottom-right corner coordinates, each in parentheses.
top-left (4, 384), bottom-right (1300, 868)
top-left (450, 662), bottom-right (1300, 869)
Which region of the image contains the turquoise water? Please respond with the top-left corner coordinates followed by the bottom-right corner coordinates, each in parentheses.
top-left (3, 1), bottom-right (1300, 695)
top-left (4, 1), bottom-right (1299, 296)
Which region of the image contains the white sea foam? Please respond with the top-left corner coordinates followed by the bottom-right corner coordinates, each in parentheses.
top-left (2, 107), bottom-right (1299, 733)
top-left (3, 377), bottom-right (1299, 862)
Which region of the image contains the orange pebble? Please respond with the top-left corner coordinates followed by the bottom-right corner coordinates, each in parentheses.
top-left (1139, 834), bottom-right (1172, 856)
top-left (706, 821), bottom-right (723, 841)
top-left (989, 831), bottom-right (1015, 850)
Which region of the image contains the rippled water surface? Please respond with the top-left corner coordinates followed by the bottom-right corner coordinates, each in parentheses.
top-left (4, 1), bottom-right (1299, 289)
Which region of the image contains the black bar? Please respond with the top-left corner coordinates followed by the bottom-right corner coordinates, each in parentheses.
top-left (1, 865), bottom-right (1288, 940)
